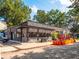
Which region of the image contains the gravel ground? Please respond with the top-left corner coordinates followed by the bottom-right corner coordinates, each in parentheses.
top-left (2, 42), bottom-right (79, 59)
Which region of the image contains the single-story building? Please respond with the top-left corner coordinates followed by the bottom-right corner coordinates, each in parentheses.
top-left (5, 20), bottom-right (63, 42)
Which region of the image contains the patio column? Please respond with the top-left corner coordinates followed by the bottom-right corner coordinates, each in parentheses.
top-left (26, 27), bottom-right (29, 42)
top-left (20, 27), bottom-right (23, 42)
top-left (13, 28), bottom-right (17, 40)
top-left (37, 28), bottom-right (39, 41)
top-left (16, 29), bottom-right (17, 38)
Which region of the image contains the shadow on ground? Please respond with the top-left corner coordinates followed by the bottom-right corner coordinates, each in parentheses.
top-left (1, 40), bottom-right (21, 46)
top-left (11, 44), bottom-right (79, 59)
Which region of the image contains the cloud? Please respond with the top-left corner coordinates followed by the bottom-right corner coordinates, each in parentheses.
top-left (59, 0), bottom-right (72, 6)
top-left (31, 5), bottom-right (38, 13)
top-left (60, 6), bottom-right (69, 12)
top-left (59, 0), bottom-right (72, 12)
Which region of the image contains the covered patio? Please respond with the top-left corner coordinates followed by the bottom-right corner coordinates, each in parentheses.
top-left (5, 20), bottom-right (63, 42)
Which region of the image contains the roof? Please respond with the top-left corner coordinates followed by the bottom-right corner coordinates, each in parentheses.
top-left (6, 20), bottom-right (63, 31)
top-left (22, 20), bottom-right (63, 31)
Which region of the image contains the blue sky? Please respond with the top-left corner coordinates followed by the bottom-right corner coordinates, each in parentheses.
top-left (23, 0), bottom-right (72, 19)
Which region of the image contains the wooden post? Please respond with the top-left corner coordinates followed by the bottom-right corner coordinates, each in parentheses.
top-left (10, 28), bottom-right (11, 40)
top-left (37, 28), bottom-right (39, 41)
top-left (15, 28), bottom-right (17, 41)
top-left (16, 29), bottom-right (17, 38)
top-left (26, 27), bottom-right (29, 42)
top-left (10, 28), bottom-right (13, 40)
top-left (20, 27), bottom-right (23, 42)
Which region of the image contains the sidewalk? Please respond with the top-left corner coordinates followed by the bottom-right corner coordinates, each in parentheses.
top-left (1, 42), bottom-right (52, 53)
top-left (2, 40), bottom-right (79, 53)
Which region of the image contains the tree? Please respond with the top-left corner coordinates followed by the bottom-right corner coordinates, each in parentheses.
top-left (33, 9), bottom-right (67, 28)
top-left (68, 0), bottom-right (79, 32)
top-left (47, 9), bottom-right (67, 27)
top-left (67, 9), bottom-right (79, 23)
top-left (33, 10), bottom-right (48, 24)
top-left (0, 0), bottom-right (31, 26)
top-left (70, 24), bottom-right (79, 33)
top-left (69, 0), bottom-right (79, 8)
top-left (69, 0), bottom-right (79, 21)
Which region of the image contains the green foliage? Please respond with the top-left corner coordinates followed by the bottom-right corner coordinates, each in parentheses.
top-left (70, 24), bottom-right (79, 33)
top-left (47, 9), bottom-right (67, 27)
top-left (33, 9), bottom-right (67, 28)
top-left (68, 8), bottom-right (79, 22)
top-left (69, 0), bottom-right (79, 21)
top-left (66, 0), bottom-right (79, 25)
top-left (0, 0), bottom-right (31, 26)
top-left (33, 10), bottom-right (48, 24)
top-left (51, 34), bottom-right (55, 40)
top-left (69, 0), bottom-right (79, 33)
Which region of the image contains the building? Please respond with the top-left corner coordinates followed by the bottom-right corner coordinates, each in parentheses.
top-left (5, 20), bottom-right (63, 42)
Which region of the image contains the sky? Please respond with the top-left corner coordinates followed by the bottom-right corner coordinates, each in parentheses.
top-left (0, 0), bottom-right (72, 20)
top-left (23, 0), bottom-right (72, 19)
